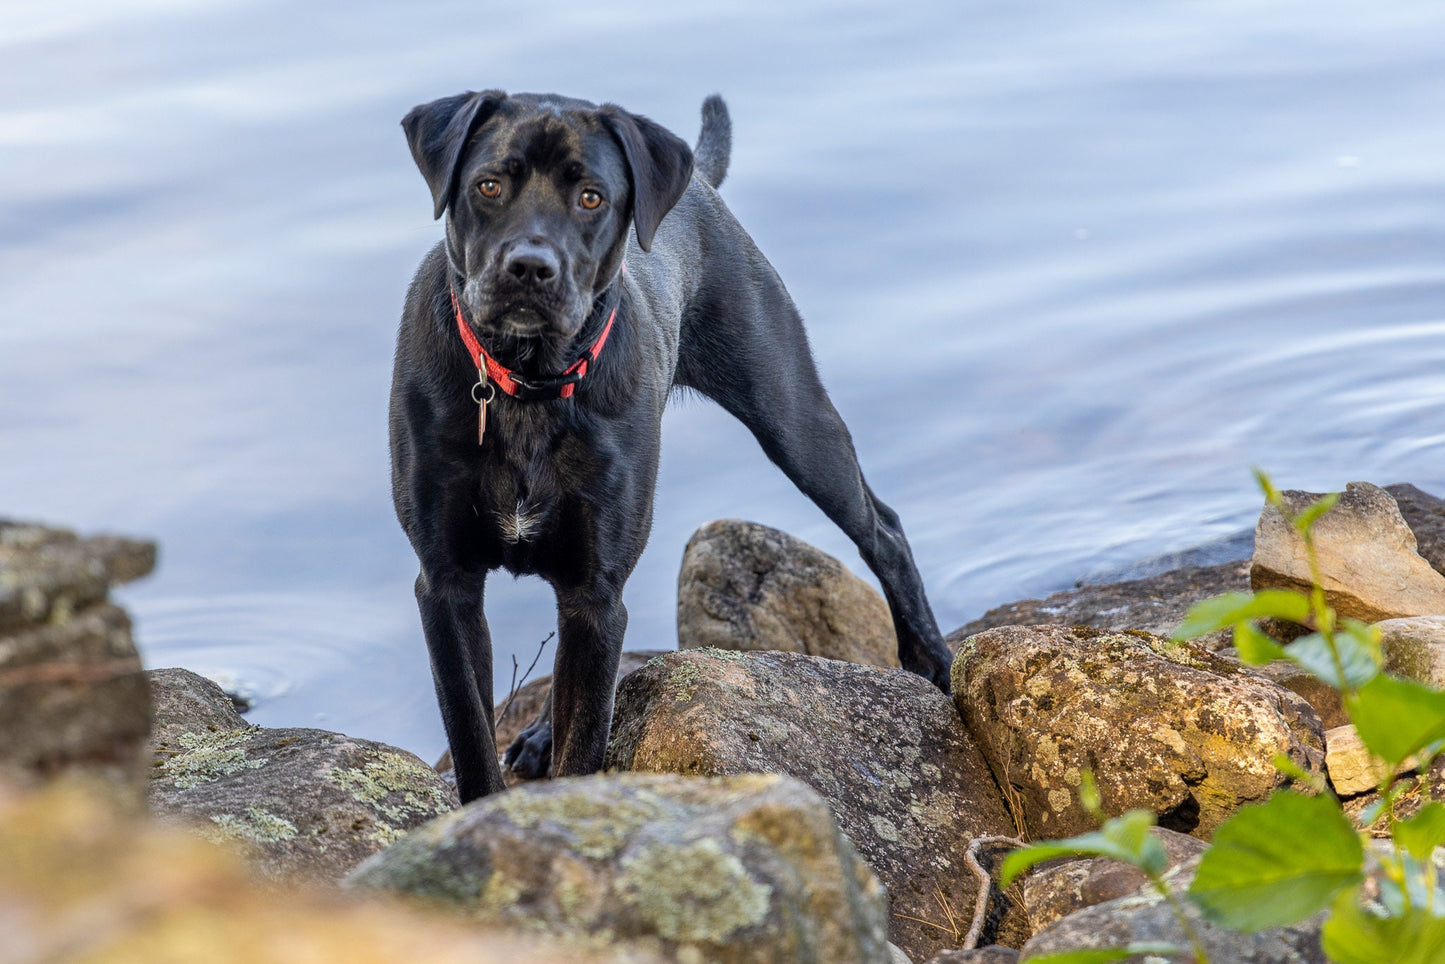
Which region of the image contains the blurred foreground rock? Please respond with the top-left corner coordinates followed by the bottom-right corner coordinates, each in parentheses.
top-left (607, 649), bottom-right (1016, 961)
top-left (677, 519), bottom-right (899, 667)
top-left (0, 776), bottom-right (648, 964)
top-left (348, 772), bottom-right (890, 963)
top-left (952, 625), bottom-right (1325, 839)
top-left (148, 667), bottom-right (457, 882)
top-left (1251, 482), bottom-right (1445, 622)
top-left (0, 520), bottom-right (155, 802)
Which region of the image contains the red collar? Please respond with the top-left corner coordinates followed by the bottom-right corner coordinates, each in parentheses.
top-left (450, 283), bottom-right (618, 401)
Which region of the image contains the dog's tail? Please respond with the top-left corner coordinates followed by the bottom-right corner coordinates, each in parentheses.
top-left (694, 94), bottom-right (731, 189)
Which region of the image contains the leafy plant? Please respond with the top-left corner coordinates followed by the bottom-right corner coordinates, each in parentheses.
top-left (1002, 471), bottom-right (1445, 963)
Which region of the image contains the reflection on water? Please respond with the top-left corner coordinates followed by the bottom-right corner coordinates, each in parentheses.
top-left (4, 0), bottom-right (1445, 758)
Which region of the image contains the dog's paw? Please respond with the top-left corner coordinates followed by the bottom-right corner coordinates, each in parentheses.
top-left (903, 650), bottom-right (953, 697)
top-left (503, 720), bottom-right (553, 778)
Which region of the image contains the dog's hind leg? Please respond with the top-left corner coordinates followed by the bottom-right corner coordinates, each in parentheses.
top-left (416, 570), bottom-right (508, 802)
top-left (677, 288), bottom-right (954, 693)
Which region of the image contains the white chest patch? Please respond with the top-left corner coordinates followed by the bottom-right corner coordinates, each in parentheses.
top-left (499, 501), bottom-right (542, 544)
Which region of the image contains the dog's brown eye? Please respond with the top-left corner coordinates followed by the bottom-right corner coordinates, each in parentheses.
top-left (477, 180), bottom-right (502, 199)
top-left (579, 189), bottom-right (603, 210)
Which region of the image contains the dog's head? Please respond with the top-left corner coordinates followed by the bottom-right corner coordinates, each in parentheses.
top-left (402, 91), bottom-right (693, 349)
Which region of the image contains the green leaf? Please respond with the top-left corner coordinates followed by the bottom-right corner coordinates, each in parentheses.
top-left (1320, 887), bottom-right (1445, 964)
top-left (1293, 491), bottom-right (1340, 533)
top-left (1023, 946), bottom-right (1187, 964)
top-left (1001, 810), bottom-right (1159, 888)
top-left (1253, 467), bottom-right (1283, 507)
top-left (1347, 675), bottom-right (1445, 770)
top-left (1234, 621), bottom-right (1287, 664)
top-left (1271, 752), bottom-right (1327, 793)
top-left (1395, 803), bottom-right (1445, 862)
top-left (1189, 790), bottom-right (1364, 931)
top-left (1079, 769), bottom-right (1103, 817)
top-left (1282, 631), bottom-right (1380, 691)
top-left (1101, 809), bottom-right (1166, 877)
top-left (1172, 590), bottom-right (1311, 641)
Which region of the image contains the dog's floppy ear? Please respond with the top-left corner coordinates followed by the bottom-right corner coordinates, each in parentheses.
top-left (402, 90), bottom-right (508, 220)
top-left (598, 106), bottom-right (694, 252)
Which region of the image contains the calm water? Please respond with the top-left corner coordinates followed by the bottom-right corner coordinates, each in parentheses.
top-left (4, 0), bottom-right (1444, 759)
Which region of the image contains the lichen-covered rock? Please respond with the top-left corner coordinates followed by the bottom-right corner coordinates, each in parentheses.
top-left (949, 561), bottom-right (1249, 647)
top-left (952, 625), bottom-right (1325, 839)
top-left (1019, 828), bottom-right (1206, 933)
top-left (0, 521), bottom-right (155, 801)
top-left (0, 777), bottom-right (651, 964)
top-left (347, 772), bottom-right (891, 963)
top-left (677, 519), bottom-right (899, 668)
top-left (148, 666), bottom-right (249, 749)
top-left (149, 724), bottom-right (457, 881)
top-left (1235, 658), bottom-right (1349, 729)
top-left (1251, 482), bottom-right (1445, 623)
top-left (606, 649), bottom-right (1015, 961)
top-left (1019, 857), bottom-right (1326, 963)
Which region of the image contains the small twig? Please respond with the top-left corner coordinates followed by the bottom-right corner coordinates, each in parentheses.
top-left (497, 632), bottom-right (554, 726)
top-left (963, 835), bottom-right (1024, 949)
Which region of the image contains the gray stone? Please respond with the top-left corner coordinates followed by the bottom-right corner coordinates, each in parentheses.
top-left (1020, 827), bottom-right (1207, 933)
top-left (606, 649), bottom-right (1016, 961)
top-left (147, 667), bottom-right (248, 751)
top-left (949, 561), bottom-right (1249, 651)
top-left (1251, 482), bottom-right (1445, 623)
top-left (1020, 857), bottom-right (1326, 963)
top-left (952, 625), bottom-right (1325, 839)
top-left (149, 724), bottom-right (457, 882)
top-left (347, 772), bottom-right (892, 964)
top-left (1386, 483), bottom-right (1445, 577)
top-left (677, 519), bottom-right (899, 668)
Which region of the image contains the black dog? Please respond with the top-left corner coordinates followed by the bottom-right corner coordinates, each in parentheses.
top-left (390, 91), bottom-right (954, 803)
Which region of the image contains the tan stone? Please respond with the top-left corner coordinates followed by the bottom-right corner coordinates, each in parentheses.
top-left (1325, 723), bottom-right (1416, 797)
top-left (1251, 482), bottom-right (1445, 622)
top-left (677, 519), bottom-right (899, 667)
top-left (1377, 615), bottom-right (1445, 688)
top-left (952, 625), bottom-right (1325, 840)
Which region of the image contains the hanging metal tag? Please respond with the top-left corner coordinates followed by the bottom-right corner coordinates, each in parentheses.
top-left (471, 374), bottom-right (495, 445)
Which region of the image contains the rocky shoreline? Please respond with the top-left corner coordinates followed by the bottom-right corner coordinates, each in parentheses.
top-left (6, 481), bottom-right (1445, 962)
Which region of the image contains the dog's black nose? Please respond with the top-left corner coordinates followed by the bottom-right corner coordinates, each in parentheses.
top-left (504, 242), bottom-right (561, 288)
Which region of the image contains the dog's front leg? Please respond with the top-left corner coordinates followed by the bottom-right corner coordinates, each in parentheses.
top-left (547, 586), bottom-right (627, 778)
top-left (416, 569), bottom-right (506, 802)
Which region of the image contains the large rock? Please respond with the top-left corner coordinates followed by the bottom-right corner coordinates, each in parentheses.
top-left (952, 625), bottom-right (1325, 839)
top-left (1251, 482), bottom-right (1445, 623)
top-left (347, 772), bottom-right (892, 963)
top-left (1019, 828), bottom-right (1207, 933)
top-left (677, 519), bottom-right (899, 668)
top-left (926, 950), bottom-right (1020, 964)
top-left (0, 521), bottom-right (156, 801)
top-left (149, 719), bottom-right (457, 882)
top-left (606, 649), bottom-right (1016, 961)
top-left (0, 776), bottom-right (651, 964)
top-left (1019, 857), bottom-right (1325, 963)
top-left (950, 561), bottom-right (1249, 646)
